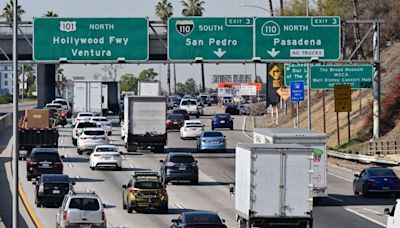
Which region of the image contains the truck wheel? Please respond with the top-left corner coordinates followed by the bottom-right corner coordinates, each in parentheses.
top-left (127, 145), bottom-right (137, 152)
top-left (72, 138), bottom-right (77, 146)
top-left (127, 207), bottom-right (133, 213)
top-left (122, 196), bottom-right (127, 210)
top-left (239, 218), bottom-right (247, 228)
top-left (77, 149), bottom-right (82, 155)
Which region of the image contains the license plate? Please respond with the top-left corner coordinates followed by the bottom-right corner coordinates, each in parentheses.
top-left (80, 225), bottom-right (90, 228)
top-left (103, 156), bottom-right (111, 160)
top-left (179, 167), bottom-right (186, 171)
top-left (40, 163), bottom-right (50, 168)
top-left (52, 189), bottom-right (60, 194)
top-left (382, 187), bottom-right (390, 190)
top-left (220, 120), bottom-right (225, 123)
top-left (173, 122), bottom-right (178, 124)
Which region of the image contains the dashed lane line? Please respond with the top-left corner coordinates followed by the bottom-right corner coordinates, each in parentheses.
top-left (242, 116), bottom-right (253, 140)
top-left (345, 208), bottom-right (386, 227)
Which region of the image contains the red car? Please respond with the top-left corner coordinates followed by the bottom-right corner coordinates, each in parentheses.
top-left (166, 114), bottom-right (185, 130)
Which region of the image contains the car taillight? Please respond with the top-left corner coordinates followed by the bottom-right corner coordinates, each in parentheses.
top-left (165, 162), bottom-right (175, 167)
top-left (129, 188), bottom-right (140, 194)
top-left (38, 184), bottom-right (44, 193)
top-left (160, 188), bottom-right (167, 195)
top-left (93, 154), bottom-right (101, 157)
top-left (102, 211), bottom-right (106, 221)
top-left (63, 211), bottom-right (68, 220)
top-left (28, 161), bottom-right (37, 166)
top-left (54, 162), bottom-right (63, 167)
top-left (367, 179), bottom-right (375, 184)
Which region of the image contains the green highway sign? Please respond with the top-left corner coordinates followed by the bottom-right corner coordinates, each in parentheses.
top-left (310, 65), bottom-right (373, 89)
top-left (284, 63), bottom-right (321, 86)
top-left (34, 18), bottom-right (149, 62)
top-left (255, 17), bottom-right (341, 61)
top-left (168, 17), bottom-right (254, 61)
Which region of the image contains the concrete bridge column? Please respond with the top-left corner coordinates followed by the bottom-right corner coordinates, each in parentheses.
top-left (37, 64), bottom-right (55, 108)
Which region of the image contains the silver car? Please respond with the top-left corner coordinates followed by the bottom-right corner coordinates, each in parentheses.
top-left (56, 191), bottom-right (106, 228)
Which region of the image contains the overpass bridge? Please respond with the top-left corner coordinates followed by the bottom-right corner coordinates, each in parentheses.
top-left (0, 21), bottom-right (168, 107)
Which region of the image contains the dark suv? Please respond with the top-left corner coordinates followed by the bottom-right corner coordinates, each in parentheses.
top-left (33, 174), bottom-right (75, 207)
top-left (160, 152), bottom-right (198, 185)
top-left (26, 148), bottom-right (64, 181)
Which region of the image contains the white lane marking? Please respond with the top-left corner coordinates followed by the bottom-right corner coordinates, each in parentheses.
top-left (328, 172), bottom-right (353, 182)
top-left (129, 164), bottom-right (134, 168)
top-left (328, 196), bottom-right (344, 203)
top-left (242, 116), bottom-right (253, 140)
top-left (175, 204), bottom-right (184, 209)
top-left (363, 208), bottom-right (384, 215)
top-left (68, 164), bottom-right (73, 168)
top-left (345, 208), bottom-right (386, 227)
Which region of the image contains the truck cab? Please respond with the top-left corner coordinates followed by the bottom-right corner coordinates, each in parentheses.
top-left (385, 200), bottom-right (400, 228)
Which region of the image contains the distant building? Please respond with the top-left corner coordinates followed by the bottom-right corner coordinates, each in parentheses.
top-left (0, 64), bottom-right (37, 96)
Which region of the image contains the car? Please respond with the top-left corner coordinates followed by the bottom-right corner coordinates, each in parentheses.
top-left (171, 109), bottom-right (190, 120)
top-left (180, 120), bottom-right (204, 139)
top-left (197, 131), bottom-right (226, 152)
top-left (238, 104), bottom-right (250, 115)
top-left (122, 171), bottom-right (168, 214)
top-left (90, 145), bottom-right (122, 170)
top-left (56, 191), bottom-right (106, 228)
top-left (225, 104), bottom-right (240, 115)
top-left (166, 114), bottom-right (185, 130)
top-left (170, 211), bottom-right (227, 228)
top-left (72, 112), bottom-right (95, 125)
top-left (222, 96), bottom-right (234, 104)
top-left (52, 99), bottom-right (72, 117)
top-left (210, 95), bottom-right (219, 105)
top-left (90, 116), bottom-right (112, 136)
top-left (199, 94), bottom-right (211, 106)
top-left (179, 99), bottom-right (201, 118)
top-left (385, 199), bottom-right (400, 228)
top-left (211, 113), bottom-right (234, 130)
top-left (353, 167), bottom-right (400, 197)
top-left (72, 121), bottom-right (98, 145)
top-left (26, 148), bottom-right (64, 181)
top-left (45, 103), bottom-right (63, 110)
top-left (160, 152), bottom-right (199, 185)
top-left (171, 98), bottom-right (182, 108)
top-left (33, 174), bottom-right (75, 207)
top-left (77, 128), bottom-right (109, 155)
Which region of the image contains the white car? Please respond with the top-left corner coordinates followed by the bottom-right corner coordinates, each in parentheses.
top-left (179, 99), bottom-right (201, 118)
top-left (72, 121), bottom-right (98, 145)
top-left (73, 112), bottom-right (94, 125)
top-left (180, 120), bottom-right (204, 139)
top-left (90, 145), bottom-right (122, 170)
top-left (77, 128), bottom-right (109, 155)
top-left (90, 116), bottom-right (112, 136)
top-left (52, 99), bottom-right (72, 116)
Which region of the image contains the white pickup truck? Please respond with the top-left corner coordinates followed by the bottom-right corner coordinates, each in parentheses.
top-left (179, 98), bottom-right (203, 118)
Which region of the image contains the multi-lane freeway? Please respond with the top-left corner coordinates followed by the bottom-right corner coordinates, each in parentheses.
top-left (11, 109), bottom-right (393, 227)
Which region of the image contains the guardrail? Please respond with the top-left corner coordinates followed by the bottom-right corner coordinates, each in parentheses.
top-left (327, 150), bottom-right (399, 165)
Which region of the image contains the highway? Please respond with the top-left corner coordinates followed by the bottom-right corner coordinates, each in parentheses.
top-left (14, 108), bottom-right (393, 228)
top-left (0, 101), bottom-right (37, 113)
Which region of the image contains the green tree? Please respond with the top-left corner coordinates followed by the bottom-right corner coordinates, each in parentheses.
top-left (56, 66), bottom-right (67, 96)
top-left (175, 82), bottom-right (186, 93)
top-left (268, 0), bottom-right (274, 16)
top-left (137, 68), bottom-right (158, 81)
top-left (155, 0), bottom-right (173, 23)
top-left (0, 0), bottom-right (25, 25)
top-left (27, 83), bottom-right (36, 98)
top-left (181, 0), bottom-right (205, 16)
top-left (120, 73), bottom-right (136, 92)
top-left (184, 78), bottom-right (197, 94)
top-left (43, 11), bottom-right (58, 17)
top-left (18, 64), bottom-right (33, 101)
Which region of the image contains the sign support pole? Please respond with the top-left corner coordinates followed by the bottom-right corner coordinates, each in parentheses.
top-left (372, 22), bottom-right (381, 139)
top-left (348, 112), bottom-right (351, 143)
top-left (296, 102), bottom-right (299, 128)
top-left (336, 112), bottom-right (340, 146)
top-left (323, 90), bottom-right (326, 133)
top-left (307, 63), bottom-right (311, 130)
top-left (12, 0), bottom-right (19, 227)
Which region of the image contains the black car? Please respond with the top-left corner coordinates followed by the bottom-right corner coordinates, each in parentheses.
top-left (160, 152), bottom-right (199, 185)
top-left (210, 95), bottom-right (219, 105)
top-left (171, 211), bottom-right (227, 228)
top-left (225, 104), bottom-right (240, 115)
top-left (26, 148), bottom-right (64, 181)
top-left (171, 109), bottom-right (190, 120)
top-left (166, 114), bottom-right (185, 130)
top-left (33, 174), bottom-right (75, 207)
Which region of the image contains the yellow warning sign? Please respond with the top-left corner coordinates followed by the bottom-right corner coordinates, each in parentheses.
top-left (334, 84), bottom-right (352, 112)
top-left (269, 65), bottom-right (282, 80)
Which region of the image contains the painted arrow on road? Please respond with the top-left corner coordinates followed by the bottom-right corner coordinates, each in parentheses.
top-left (267, 48), bottom-right (280, 58)
top-left (213, 48), bottom-right (227, 58)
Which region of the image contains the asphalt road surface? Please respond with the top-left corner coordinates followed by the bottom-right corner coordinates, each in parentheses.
top-left (15, 109), bottom-right (392, 228)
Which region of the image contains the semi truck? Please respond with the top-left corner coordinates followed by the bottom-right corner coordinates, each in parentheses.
top-left (138, 81), bottom-right (161, 96)
top-left (123, 96), bottom-right (167, 153)
top-left (234, 144), bottom-right (314, 228)
top-left (253, 128), bottom-right (328, 201)
top-left (73, 81), bottom-right (104, 116)
top-left (18, 109), bottom-right (59, 159)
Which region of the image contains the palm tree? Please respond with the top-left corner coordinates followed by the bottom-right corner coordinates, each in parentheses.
top-left (155, 0), bottom-right (173, 23)
top-left (181, 0), bottom-right (205, 16)
top-left (18, 64), bottom-right (33, 102)
top-left (155, 0), bottom-right (173, 95)
top-left (43, 11), bottom-right (58, 17)
top-left (0, 0), bottom-right (25, 25)
top-left (268, 0), bottom-right (274, 16)
top-left (280, 0), bottom-right (284, 15)
top-left (181, 0), bottom-right (206, 92)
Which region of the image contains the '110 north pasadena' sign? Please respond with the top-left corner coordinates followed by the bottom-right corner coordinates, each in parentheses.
top-left (33, 18), bottom-right (149, 62)
top-left (168, 17), bottom-right (254, 61)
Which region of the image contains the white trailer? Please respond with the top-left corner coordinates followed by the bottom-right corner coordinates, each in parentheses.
top-left (124, 96), bottom-right (167, 153)
top-left (235, 144), bottom-right (313, 228)
top-left (253, 128), bottom-right (328, 199)
top-left (101, 84), bottom-right (108, 115)
top-left (138, 81), bottom-right (161, 96)
top-left (73, 81), bottom-right (103, 115)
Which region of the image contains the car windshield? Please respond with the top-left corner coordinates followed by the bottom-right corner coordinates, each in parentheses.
top-left (173, 110), bottom-right (187, 114)
top-left (96, 147), bottom-right (118, 152)
top-left (185, 213), bottom-right (222, 224)
top-left (186, 123), bottom-right (202, 127)
top-left (46, 105), bottom-right (61, 108)
top-left (32, 152), bottom-right (60, 161)
top-left (203, 132), bottom-right (223, 137)
top-left (181, 100), bottom-right (197, 105)
top-left (79, 113), bottom-right (93, 117)
top-left (83, 130), bottom-right (105, 136)
top-left (92, 118), bottom-right (108, 122)
top-left (77, 122), bottom-right (97, 128)
top-left (134, 181), bottom-right (163, 189)
top-left (368, 169), bottom-right (396, 177)
top-left (41, 175), bottom-right (69, 182)
top-left (54, 100), bottom-right (67, 105)
top-left (68, 198), bottom-right (100, 211)
top-left (216, 114), bottom-right (230, 119)
top-left (170, 155), bottom-right (194, 163)
top-left (168, 114), bottom-right (184, 120)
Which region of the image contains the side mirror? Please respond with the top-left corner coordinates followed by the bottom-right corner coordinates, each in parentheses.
top-left (384, 208), bottom-right (390, 215)
top-left (232, 118), bottom-right (235, 120)
top-left (119, 151), bottom-right (123, 155)
top-left (222, 219), bottom-right (226, 223)
top-left (122, 184), bottom-right (127, 189)
top-left (159, 159), bottom-right (164, 163)
top-left (60, 155), bottom-right (65, 159)
top-left (171, 219), bottom-right (181, 224)
top-left (102, 203), bottom-right (106, 208)
top-left (32, 181), bottom-right (37, 185)
top-left (354, 171), bottom-right (360, 177)
top-left (229, 183), bottom-right (235, 196)
top-left (71, 182), bottom-right (76, 186)
top-left (195, 160), bottom-right (198, 163)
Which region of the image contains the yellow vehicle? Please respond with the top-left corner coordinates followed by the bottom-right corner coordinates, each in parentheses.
top-left (122, 171), bottom-right (168, 213)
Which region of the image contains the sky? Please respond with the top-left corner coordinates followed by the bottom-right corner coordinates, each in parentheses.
top-left (9, 0), bottom-right (285, 88)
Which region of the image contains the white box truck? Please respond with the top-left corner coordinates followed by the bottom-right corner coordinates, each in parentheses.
top-left (235, 144), bottom-right (313, 228)
top-left (101, 84), bottom-right (108, 115)
top-left (73, 81), bottom-right (104, 116)
top-left (253, 128), bottom-right (328, 200)
top-left (138, 81), bottom-right (161, 96)
top-left (124, 96), bottom-right (167, 153)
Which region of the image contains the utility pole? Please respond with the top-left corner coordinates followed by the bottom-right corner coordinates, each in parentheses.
top-left (201, 63), bottom-right (205, 92)
top-left (373, 22), bottom-right (380, 139)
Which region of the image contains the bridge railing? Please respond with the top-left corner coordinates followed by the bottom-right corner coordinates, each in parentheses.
top-left (0, 22), bottom-right (32, 35)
